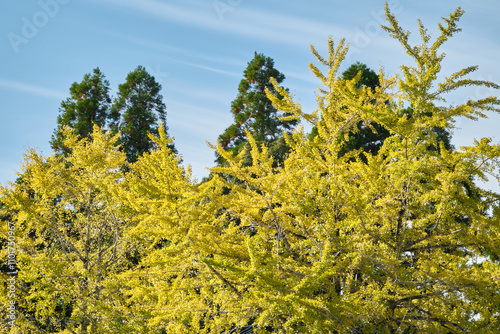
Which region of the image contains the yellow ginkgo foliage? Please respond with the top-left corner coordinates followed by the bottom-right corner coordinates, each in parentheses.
top-left (0, 126), bottom-right (137, 333)
top-left (2, 4), bottom-right (500, 334)
top-left (186, 4), bottom-right (500, 333)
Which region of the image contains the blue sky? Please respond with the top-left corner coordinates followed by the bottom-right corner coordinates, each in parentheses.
top-left (1, 0), bottom-right (499, 188)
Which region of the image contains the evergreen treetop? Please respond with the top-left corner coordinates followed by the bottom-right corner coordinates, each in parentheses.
top-left (50, 67), bottom-right (116, 154)
top-left (216, 52), bottom-right (298, 167)
top-left (112, 65), bottom-right (176, 163)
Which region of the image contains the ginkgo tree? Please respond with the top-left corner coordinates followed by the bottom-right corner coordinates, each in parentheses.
top-left (200, 4), bottom-right (500, 333)
top-left (115, 126), bottom-right (261, 333)
top-left (0, 126), bottom-right (139, 333)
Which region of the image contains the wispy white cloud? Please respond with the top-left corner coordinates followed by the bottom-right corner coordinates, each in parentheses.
top-left (91, 0), bottom-right (348, 47)
top-left (99, 30), bottom-right (244, 77)
top-left (284, 69), bottom-right (320, 85)
top-left (171, 59), bottom-right (240, 77)
top-left (235, 7), bottom-right (350, 45)
top-left (100, 29), bottom-right (191, 56)
top-left (165, 82), bottom-right (236, 107)
top-left (0, 79), bottom-right (65, 100)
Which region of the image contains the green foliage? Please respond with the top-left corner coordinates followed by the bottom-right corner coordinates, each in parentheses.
top-left (342, 61), bottom-right (380, 90)
top-left (113, 65), bottom-right (176, 163)
top-left (216, 52), bottom-right (298, 167)
top-left (50, 67), bottom-right (116, 155)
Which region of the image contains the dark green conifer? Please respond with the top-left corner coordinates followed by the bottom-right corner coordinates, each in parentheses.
top-left (216, 52), bottom-right (298, 167)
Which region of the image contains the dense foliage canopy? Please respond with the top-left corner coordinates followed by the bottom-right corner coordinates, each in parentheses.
top-left (2, 4), bottom-right (500, 333)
